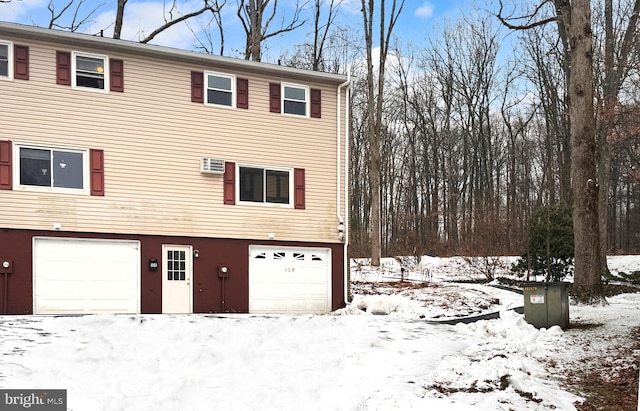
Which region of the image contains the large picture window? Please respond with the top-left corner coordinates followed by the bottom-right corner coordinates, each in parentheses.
top-left (0, 40), bottom-right (11, 79)
top-left (72, 52), bottom-right (108, 90)
top-left (15, 144), bottom-right (88, 193)
top-left (239, 166), bottom-right (291, 205)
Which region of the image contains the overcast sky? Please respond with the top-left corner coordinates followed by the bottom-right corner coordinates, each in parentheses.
top-left (1, 0), bottom-right (468, 61)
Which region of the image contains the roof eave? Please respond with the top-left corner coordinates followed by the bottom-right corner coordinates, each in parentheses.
top-left (0, 21), bottom-right (348, 85)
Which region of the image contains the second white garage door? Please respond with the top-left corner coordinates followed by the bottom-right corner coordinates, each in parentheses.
top-left (33, 237), bottom-right (140, 314)
top-left (249, 245), bottom-right (331, 314)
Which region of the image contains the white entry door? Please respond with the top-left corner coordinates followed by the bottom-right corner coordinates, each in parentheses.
top-left (162, 245), bottom-right (193, 313)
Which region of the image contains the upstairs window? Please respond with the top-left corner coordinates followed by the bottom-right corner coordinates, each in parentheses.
top-left (239, 166), bottom-right (291, 205)
top-left (192, 71), bottom-right (248, 109)
top-left (72, 52), bottom-right (108, 90)
top-left (282, 83), bottom-right (308, 116)
top-left (205, 72), bottom-right (235, 107)
top-left (269, 83), bottom-right (320, 118)
top-left (0, 40), bottom-right (12, 79)
top-left (15, 144), bottom-right (88, 193)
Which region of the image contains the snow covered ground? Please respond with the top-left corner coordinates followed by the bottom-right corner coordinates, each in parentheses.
top-left (0, 256), bottom-right (639, 410)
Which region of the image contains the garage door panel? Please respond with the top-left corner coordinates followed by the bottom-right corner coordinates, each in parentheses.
top-left (34, 238), bottom-right (140, 314)
top-left (249, 245), bottom-right (331, 314)
top-left (86, 282), bottom-right (137, 298)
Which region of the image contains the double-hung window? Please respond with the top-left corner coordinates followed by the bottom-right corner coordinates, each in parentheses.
top-left (282, 83), bottom-right (309, 116)
top-left (205, 71), bottom-right (235, 107)
top-left (0, 40), bottom-right (12, 80)
top-left (15, 144), bottom-right (88, 194)
top-left (72, 51), bottom-right (108, 91)
top-left (239, 166), bottom-right (291, 205)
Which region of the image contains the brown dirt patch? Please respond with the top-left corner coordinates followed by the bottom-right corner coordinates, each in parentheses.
top-left (568, 327), bottom-right (640, 411)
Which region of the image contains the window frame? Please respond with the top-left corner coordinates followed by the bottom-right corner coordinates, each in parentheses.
top-left (237, 164), bottom-right (294, 207)
top-left (13, 142), bottom-right (90, 195)
top-left (71, 51), bottom-right (109, 92)
top-left (281, 82), bottom-right (309, 117)
top-left (204, 71), bottom-right (236, 108)
top-left (0, 39), bottom-right (13, 80)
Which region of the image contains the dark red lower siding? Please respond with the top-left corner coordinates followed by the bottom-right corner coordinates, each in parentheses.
top-left (0, 228), bottom-right (346, 315)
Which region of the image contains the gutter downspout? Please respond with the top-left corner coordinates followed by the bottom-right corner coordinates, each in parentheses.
top-left (337, 72), bottom-right (351, 306)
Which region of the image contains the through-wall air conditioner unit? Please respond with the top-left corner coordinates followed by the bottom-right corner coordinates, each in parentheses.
top-left (201, 158), bottom-right (225, 174)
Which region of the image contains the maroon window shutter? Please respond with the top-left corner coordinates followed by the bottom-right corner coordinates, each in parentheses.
top-left (294, 168), bottom-right (305, 209)
top-left (13, 45), bottom-right (29, 80)
top-left (110, 59), bottom-right (124, 92)
top-left (0, 140), bottom-right (12, 190)
top-left (90, 149), bottom-right (105, 196)
top-left (237, 78), bottom-right (249, 109)
top-left (269, 83), bottom-right (281, 113)
top-left (56, 51), bottom-right (71, 85)
top-left (191, 71), bottom-right (204, 103)
top-left (310, 89), bottom-right (321, 118)
top-left (223, 162), bottom-right (235, 205)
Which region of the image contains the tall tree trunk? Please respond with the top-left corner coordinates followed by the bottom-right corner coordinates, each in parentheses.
top-left (361, 0), bottom-right (380, 266)
top-left (361, 0), bottom-right (404, 265)
top-left (569, 0), bottom-right (603, 302)
top-left (114, 0), bottom-right (127, 39)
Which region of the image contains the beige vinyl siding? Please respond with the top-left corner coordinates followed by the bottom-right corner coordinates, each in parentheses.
top-left (0, 35), bottom-right (348, 243)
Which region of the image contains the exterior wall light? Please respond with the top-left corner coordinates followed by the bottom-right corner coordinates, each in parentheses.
top-left (337, 221), bottom-right (345, 241)
top-left (148, 259), bottom-right (158, 272)
top-left (0, 259), bottom-right (12, 274)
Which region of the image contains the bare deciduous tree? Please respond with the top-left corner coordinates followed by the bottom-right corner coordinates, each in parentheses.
top-left (237, 0), bottom-right (306, 61)
top-left (361, 0), bottom-right (405, 266)
top-left (42, 0), bottom-right (222, 45)
top-left (138, 0), bottom-right (223, 44)
top-left (309, 0), bottom-right (341, 71)
top-left (47, 0), bottom-right (104, 32)
top-left (496, 0), bottom-right (604, 303)
top-left (278, 0), bottom-right (348, 73)
top-left (186, 0), bottom-right (226, 55)
top-left (344, 3), bottom-right (640, 261)
top-left (594, 0), bottom-right (640, 277)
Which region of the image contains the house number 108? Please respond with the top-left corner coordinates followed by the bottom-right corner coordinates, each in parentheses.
top-left (285, 267), bottom-right (295, 273)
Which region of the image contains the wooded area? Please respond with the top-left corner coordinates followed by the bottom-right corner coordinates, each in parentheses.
top-left (345, 1), bottom-right (640, 267)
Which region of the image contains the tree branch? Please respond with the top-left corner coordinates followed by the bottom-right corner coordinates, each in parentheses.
top-left (47, 0), bottom-right (104, 32)
top-left (140, 0), bottom-right (221, 43)
top-left (494, 0), bottom-right (557, 30)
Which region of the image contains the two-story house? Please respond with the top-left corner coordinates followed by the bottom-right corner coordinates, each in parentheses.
top-left (0, 21), bottom-right (350, 315)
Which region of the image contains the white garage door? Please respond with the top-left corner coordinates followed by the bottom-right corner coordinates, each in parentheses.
top-left (33, 237), bottom-right (140, 314)
top-left (249, 245), bottom-right (331, 314)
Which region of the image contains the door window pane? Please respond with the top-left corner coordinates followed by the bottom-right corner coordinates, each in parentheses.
top-left (167, 250), bottom-right (186, 281)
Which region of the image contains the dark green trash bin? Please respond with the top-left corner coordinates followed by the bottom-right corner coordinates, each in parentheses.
top-left (523, 282), bottom-right (570, 329)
